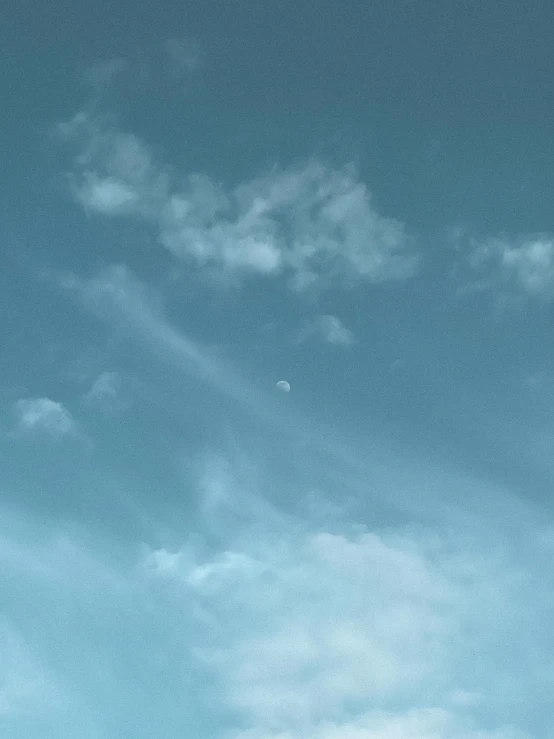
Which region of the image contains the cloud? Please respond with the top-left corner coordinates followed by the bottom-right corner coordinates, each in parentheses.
top-left (82, 371), bottom-right (128, 412)
top-left (462, 234), bottom-right (554, 302)
top-left (58, 112), bottom-right (166, 219)
top-left (58, 111), bottom-right (418, 291)
top-left (57, 264), bottom-right (295, 427)
top-left (55, 263), bottom-right (398, 490)
top-left (300, 314), bottom-right (355, 346)
top-left (0, 443), bottom-right (549, 738)
top-left (76, 174), bottom-right (140, 215)
top-left (142, 454), bottom-right (544, 739)
top-left (14, 397), bottom-right (77, 437)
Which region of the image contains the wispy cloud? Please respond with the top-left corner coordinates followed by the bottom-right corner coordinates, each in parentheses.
top-left (300, 314), bottom-right (355, 346)
top-left (58, 110), bottom-right (418, 291)
top-left (14, 397), bottom-right (77, 438)
top-left (53, 263), bottom-right (400, 498)
top-left (56, 264), bottom-right (293, 434)
top-left (82, 371), bottom-right (129, 413)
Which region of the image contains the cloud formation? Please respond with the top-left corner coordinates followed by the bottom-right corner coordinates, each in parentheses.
top-left (1, 442), bottom-right (549, 738)
top-left (462, 234), bottom-right (554, 302)
top-left (59, 111), bottom-right (418, 291)
top-left (82, 371), bottom-right (127, 413)
top-left (142, 456), bottom-right (543, 739)
top-left (14, 398), bottom-right (77, 437)
top-left (301, 314), bottom-right (355, 346)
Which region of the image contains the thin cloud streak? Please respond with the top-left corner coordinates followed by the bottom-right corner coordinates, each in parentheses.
top-left (55, 263), bottom-right (548, 532)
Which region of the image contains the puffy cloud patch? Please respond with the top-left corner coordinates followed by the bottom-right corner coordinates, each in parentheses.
top-left (14, 397), bottom-right (76, 437)
top-left (142, 468), bottom-right (546, 739)
top-left (59, 112), bottom-right (418, 291)
top-left (462, 234), bottom-right (554, 302)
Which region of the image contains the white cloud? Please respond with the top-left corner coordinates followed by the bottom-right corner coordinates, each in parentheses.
top-left (143, 516), bottom-right (535, 739)
top-left (140, 453), bottom-right (548, 739)
top-left (465, 234), bottom-right (554, 301)
top-left (301, 314), bottom-right (355, 346)
top-left (88, 370), bottom-right (120, 399)
top-left (82, 371), bottom-right (127, 413)
top-left (0, 447), bottom-right (548, 738)
top-left (58, 111), bottom-right (418, 291)
top-left (76, 174), bottom-right (140, 215)
top-left (59, 112), bottom-right (167, 219)
top-left (14, 397), bottom-right (77, 437)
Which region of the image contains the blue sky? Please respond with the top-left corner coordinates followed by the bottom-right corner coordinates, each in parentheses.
top-left (2, 1), bottom-right (554, 737)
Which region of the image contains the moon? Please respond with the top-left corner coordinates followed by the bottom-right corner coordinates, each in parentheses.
top-left (276, 380), bottom-right (290, 393)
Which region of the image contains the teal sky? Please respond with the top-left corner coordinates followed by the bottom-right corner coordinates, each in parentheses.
top-left (2, 2), bottom-right (554, 737)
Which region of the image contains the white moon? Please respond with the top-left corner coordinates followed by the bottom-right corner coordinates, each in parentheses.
top-left (276, 380), bottom-right (290, 393)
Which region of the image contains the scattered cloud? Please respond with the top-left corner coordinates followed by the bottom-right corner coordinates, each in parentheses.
top-left (460, 233), bottom-right (554, 303)
top-left (82, 371), bottom-right (128, 413)
top-left (300, 314), bottom-right (355, 346)
top-left (58, 110), bottom-right (418, 292)
top-left (57, 263), bottom-right (292, 424)
top-left (14, 397), bottom-right (77, 438)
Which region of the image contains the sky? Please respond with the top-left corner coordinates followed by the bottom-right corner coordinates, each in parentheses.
top-left (1, 1), bottom-right (554, 737)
